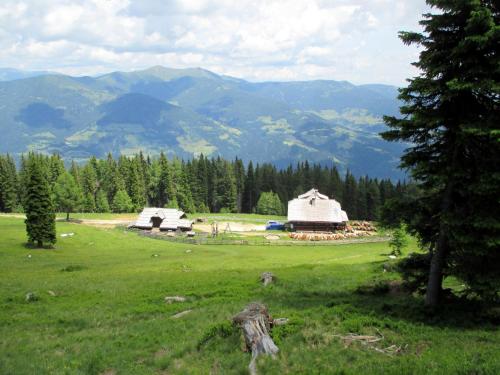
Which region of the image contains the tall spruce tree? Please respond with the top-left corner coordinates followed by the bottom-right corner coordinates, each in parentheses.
top-left (53, 171), bottom-right (83, 221)
top-left (383, 1), bottom-right (500, 306)
top-left (234, 158), bottom-right (246, 213)
top-left (342, 171), bottom-right (358, 220)
top-left (24, 154), bottom-right (56, 247)
top-left (0, 155), bottom-right (18, 212)
top-left (242, 161), bottom-right (256, 213)
top-left (128, 158), bottom-right (146, 211)
top-left (256, 191), bottom-right (284, 215)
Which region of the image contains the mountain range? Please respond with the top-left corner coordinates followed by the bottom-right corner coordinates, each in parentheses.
top-left (0, 66), bottom-right (405, 179)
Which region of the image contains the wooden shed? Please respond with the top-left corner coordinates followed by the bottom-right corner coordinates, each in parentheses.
top-left (132, 207), bottom-right (193, 231)
top-left (286, 189), bottom-right (348, 232)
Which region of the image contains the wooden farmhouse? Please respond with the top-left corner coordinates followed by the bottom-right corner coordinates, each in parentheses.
top-left (132, 207), bottom-right (193, 231)
top-left (286, 189), bottom-right (348, 232)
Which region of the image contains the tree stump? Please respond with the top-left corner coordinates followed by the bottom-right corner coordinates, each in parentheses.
top-left (233, 303), bottom-right (279, 375)
top-left (260, 272), bottom-right (275, 286)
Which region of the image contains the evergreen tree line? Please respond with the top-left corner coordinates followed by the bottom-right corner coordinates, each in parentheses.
top-left (0, 152), bottom-right (414, 220)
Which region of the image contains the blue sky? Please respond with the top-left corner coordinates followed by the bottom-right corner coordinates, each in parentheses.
top-left (0, 0), bottom-right (431, 85)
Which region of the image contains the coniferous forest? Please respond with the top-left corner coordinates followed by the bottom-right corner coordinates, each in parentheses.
top-left (0, 152), bottom-right (414, 220)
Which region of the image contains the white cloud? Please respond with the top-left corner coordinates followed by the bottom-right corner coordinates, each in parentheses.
top-left (0, 0), bottom-right (430, 85)
top-left (43, 5), bottom-right (83, 36)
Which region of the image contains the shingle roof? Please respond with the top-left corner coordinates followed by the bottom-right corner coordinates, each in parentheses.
top-left (133, 207), bottom-right (192, 230)
top-left (287, 188), bottom-right (348, 223)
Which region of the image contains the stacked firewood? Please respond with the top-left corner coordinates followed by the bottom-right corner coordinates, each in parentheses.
top-left (349, 221), bottom-right (377, 232)
top-left (289, 231), bottom-right (375, 241)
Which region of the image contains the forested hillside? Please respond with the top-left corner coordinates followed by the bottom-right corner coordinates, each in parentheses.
top-left (0, 153), bottom-right (413, 219)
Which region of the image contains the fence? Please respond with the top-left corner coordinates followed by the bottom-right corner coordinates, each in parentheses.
top-left (129, 228), bottom-right (389, 247)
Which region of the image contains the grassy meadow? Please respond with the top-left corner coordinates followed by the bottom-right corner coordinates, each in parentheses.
top-left (0, 216), bottom-right (498, 374)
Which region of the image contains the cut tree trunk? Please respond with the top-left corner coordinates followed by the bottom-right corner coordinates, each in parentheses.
top-left (233, 303), bottom-right (279, 375)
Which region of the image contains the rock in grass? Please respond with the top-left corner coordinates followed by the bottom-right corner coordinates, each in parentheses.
top-left (273, 318), bottom-right (289, 326)
top-left (25, 292), bottom-right (38, 302)
top-left (164, 296), bottom-right (187, 304)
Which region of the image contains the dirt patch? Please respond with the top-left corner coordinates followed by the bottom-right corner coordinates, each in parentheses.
top-left (69, 219), bottom-right (133, 228)
top-left (0, 214), bottom-right (134, 229)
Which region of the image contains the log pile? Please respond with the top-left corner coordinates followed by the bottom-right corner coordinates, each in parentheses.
top-left (349, 221), bottom-right (377, 232)
top-left (233, 303), bottom-right (279, 375)
top-left (289, 230), bottom-right (375, 241)
top-left (287, 221), bottom-right (377, 241)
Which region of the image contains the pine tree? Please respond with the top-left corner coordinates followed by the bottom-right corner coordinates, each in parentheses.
top-left (356, 177), bottom-right (368, 220)
top-left (23, 154), bottom-right (56, 247)
top-left (80, 164), bottom-right (97, 212)
top-left (112, 190), bottom-right (133, 213)
top-left (128, 158), bottom-right (146, 211)
top-left (234, 158), bottom-right (246, 213)
top-left (171, 159), bottom-right (195, 213)
top-left (0, 155), bottom-right (18, 212)
top-left (382, 1), bottom-right (500, 306)
top-left (366, 179), bottom-right (381, 221)
top-left (156, 152), bottom-right (175, 207)
top-left (53, 172), bottom-right (83, 221)
top-left (48, 154), bottom-right (65, 189)
top-left (95, 189), bottom-right (110, 212)
top-left (256, 191), bottom-right (284, 215)
top-left (342, 171), bottom-right (358, 220)
top-left (215, 159), bottom-right (237, 213)
top-left (194, 155), bottom-right (209, 211)
top-left (389, 224), bottom-right (408, 257)
top-left (242, 161), bottom-right (256, 213)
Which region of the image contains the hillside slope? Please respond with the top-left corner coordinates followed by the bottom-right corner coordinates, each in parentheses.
top-left (0, 66), bottom-right (405, 178)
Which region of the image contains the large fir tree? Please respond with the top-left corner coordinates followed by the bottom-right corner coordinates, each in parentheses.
top-left (23, 154), bottom-right (56, 247)
top-left (383, 0), bottom-right (500, 306)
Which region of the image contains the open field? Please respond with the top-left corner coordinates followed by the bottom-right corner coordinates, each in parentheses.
top-left (0, 217), bottom-right (499, 374)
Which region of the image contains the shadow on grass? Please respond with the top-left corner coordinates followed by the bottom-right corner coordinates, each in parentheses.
top-left (263, 264), bottom-right (498, 330)
top-left (24, 242), bottom-right (54, 250)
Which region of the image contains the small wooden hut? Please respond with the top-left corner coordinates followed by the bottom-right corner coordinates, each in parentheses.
top-left (286, 189), bottom-right (348, 232)
top-left (132, 207), bottom-right (193, 231)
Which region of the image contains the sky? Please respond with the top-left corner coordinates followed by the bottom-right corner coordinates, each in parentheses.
top-left (0, 0), bottom-right (431, 86)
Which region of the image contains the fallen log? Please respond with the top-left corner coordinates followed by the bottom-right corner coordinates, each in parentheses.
top-left (260, 272), bottom-right (275, 286)
top-left (233, 303), bottom-right (279, 375)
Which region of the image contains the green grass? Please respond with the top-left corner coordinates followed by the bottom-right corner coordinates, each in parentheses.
top-left (189, 212), bottom-right (287, 223)
top-left (0, 217), bottom-right (498, 374)
top-left (2, 212), bottom-right (287, 223)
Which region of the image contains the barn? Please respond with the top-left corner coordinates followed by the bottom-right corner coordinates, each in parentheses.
top-left (132, 207), bottom-right (193, 231)
top-left (286, 189), bottom-right (348, 232)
